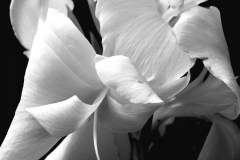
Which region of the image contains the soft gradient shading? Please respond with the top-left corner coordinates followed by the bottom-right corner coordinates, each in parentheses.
top-left (1, 8), bottom-right (169, 160)
top-left (198, 114), bottom-right (240, 160)
top-left (10, 0), bottom-right (74, 55)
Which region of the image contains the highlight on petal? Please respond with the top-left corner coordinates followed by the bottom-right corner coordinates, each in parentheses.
top-left (162, 0), bottom-right (207, 23)
top-left (96, 0), bottom-right (195, 99)
top-left (26, 88), bottom-right (108, 138)
top-left (153, 73), bottom-right (237, 120)
top-left (0, 9), bottom-right (102, 160)
top-left (44, 8), bottom-right (103, 88)
top-left (154, 71), bottom-right (190, 101)
top-left (154, 0), bottom-right (170, 15)
top-left (10, 0), bottom-right (74, 50)
top-left (198, 114), bottom-right (240, 160)
top-left (173, 6), bottom-right (240, 119)
top-left (46, 117), bottom-right (130, 160)
top-left (95, 55), bottom-right (162, 104)
top-left (98, 95), bottom-right (161, 133)
top-left (168, 0), bottom-right (184, 9)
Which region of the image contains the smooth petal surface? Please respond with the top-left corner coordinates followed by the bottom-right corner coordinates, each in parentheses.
top-left (98, 95), bottom-right (161, 133)
top-left (173, 6), bottom-right (240, 119)
top-left (44, 9), bottom-right (103, 88)
top-left (95, 55), bottom-right (163, 132)
top-left (154, 0), bottom-right (169, 15)
top-left (96, 0), bottom-right (195, 96)
top-left (10, 0), bottom-right (74, 50)
top-left (46, 117), bottom-right (130, 160)
top-left (162, 0), bottom-right (207, 23)
top-left (198, 114), bottom-right (240, 160)
top-left (153, 73), bottom-right (237, 120)
top-left (95, 55), bottom-right (162, 104)
top-left (26, 88), bottom-right (108, 138)
top-left (154, 72), bottom-right (190, 101)
top-left (0, 9), bottom-right (102, 160)
top-left (168, 0), bottom-right (184, 9)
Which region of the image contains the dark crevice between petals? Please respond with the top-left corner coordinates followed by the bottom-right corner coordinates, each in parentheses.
top-left (40, 137), bottom-right (66, 160)
top-left (73, 0), bottom-right (102, 54)
top-left (189, 59), bottom-right (205, 83)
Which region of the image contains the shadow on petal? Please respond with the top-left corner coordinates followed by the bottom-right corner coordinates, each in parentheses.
top-left (198, 114), bottom-right (240, 160)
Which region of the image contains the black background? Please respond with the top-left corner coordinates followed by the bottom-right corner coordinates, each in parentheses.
top-left (2, 0), bottom-right (240, 159)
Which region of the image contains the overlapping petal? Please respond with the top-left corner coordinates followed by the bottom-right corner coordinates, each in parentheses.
top-left (26, 88), bottom-right (108, 138)
top-left (0, 9), bottom-right (103, 160)
top-left (153, 70), bottom-right (237, 120)
top-left (95, 55), bottom-right (162, 104)
top-left (96, 0), bottom-right (195, 101)
top-left (95, 55), bottom-right (162, 132)
top-left (98, 95), bottom-right (161, 133)
top-left (173, 6), bottom-right (240, 119)
top-left (198, 114), bottom-right (240, 160)
top-left (161, 0), bottom-right (207, 23)
top-left (46, 117), bottom-right (130, 160)
top-left (10, 0), bottom-right (74, 50)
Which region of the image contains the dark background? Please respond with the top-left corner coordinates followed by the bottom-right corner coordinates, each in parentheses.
top-left (2, 0), bottom-right (240, 159)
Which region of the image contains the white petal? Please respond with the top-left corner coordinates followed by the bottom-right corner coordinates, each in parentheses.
top-left (153, 74), bottom-right (237, 119)
top-left (10, 0), bottom-right (73, 50)
top-left (95, 55), bottom-right (162, 104)
top-left (162, 0), bottom-right (207, 23)
top-left (45, 9), bottom-right (102, 87)
top-left (198, 114), bottom-right (240, 160)
top-left (96, 0), bottom-right (195, 95)
top-left (98, 95), bottom-right (160, 133)
top-left (0, 9), bottom-right (102, 159)
top-left (173, 6), bottom-right (240, 119)
top-left (26, 88), bottom-right (108, 137)
top-left (46, 117), bottom-right (128, 160)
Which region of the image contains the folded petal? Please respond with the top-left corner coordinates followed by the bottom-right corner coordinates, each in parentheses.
top-left (0, 9), bottom-right (102, 160)
top-left (198, 114), bottom-right (240, 160)
top-left (154, 0), bottom-right (169, 15)
top-left (162, 0), bottom-right (207, 23)
top-left (96, 0), bottom-right (195, 93)
top-left (26, 88), bottom-right (108, 138)
top-left (45, 9), bottom-right (103, 88)
top-left (46, 117), bottom-right (129, 160)
top-left (36, 11), bottom-right (103, 88)
top-left (173, 6), bottom-right (240, 119)
top-left (98, 95), bottom-right (161, 133)
top-left (154, 72), bottom-right (190, 101)
top-left (10, 0), bottom-right (74, 50)
top-left (95, 55), bottom-right (162, 104)
top-left (153, 74), bottom-right (236, 119)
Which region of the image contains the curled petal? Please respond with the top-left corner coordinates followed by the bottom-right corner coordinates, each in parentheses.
top-left (96, 0), bottom-right (194, 93)
top-left (98, 95), bottom-right (160, 133)
top-left (153, 74), bottom-right (237, 119)
top-left (44, 9), bottom-right (103, 88)
top-left (0, 9), bottom-right (102, 159)
top-left (162, 0), bottom-right (207, 23)
top-left (46, 117), bottom-right (128, 160)
top-left (154, 0), bottom-right (170, 15)
top-left (95, 55), bottom-right (162, 104)
top-left (154, 72), bottom-right (190, 101)
top-left (26, 88), bottom-right (108, 138)
top-left (36, 11), bottom-right (103, 88)
top-left (198, 114), bottom-right (240, 160)
top-left (10, 0), bottom-right (74, 50)
top-left (168, 0), bottom-right (184, 9)
top-left (173, 6), bottom-right (240, 119)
